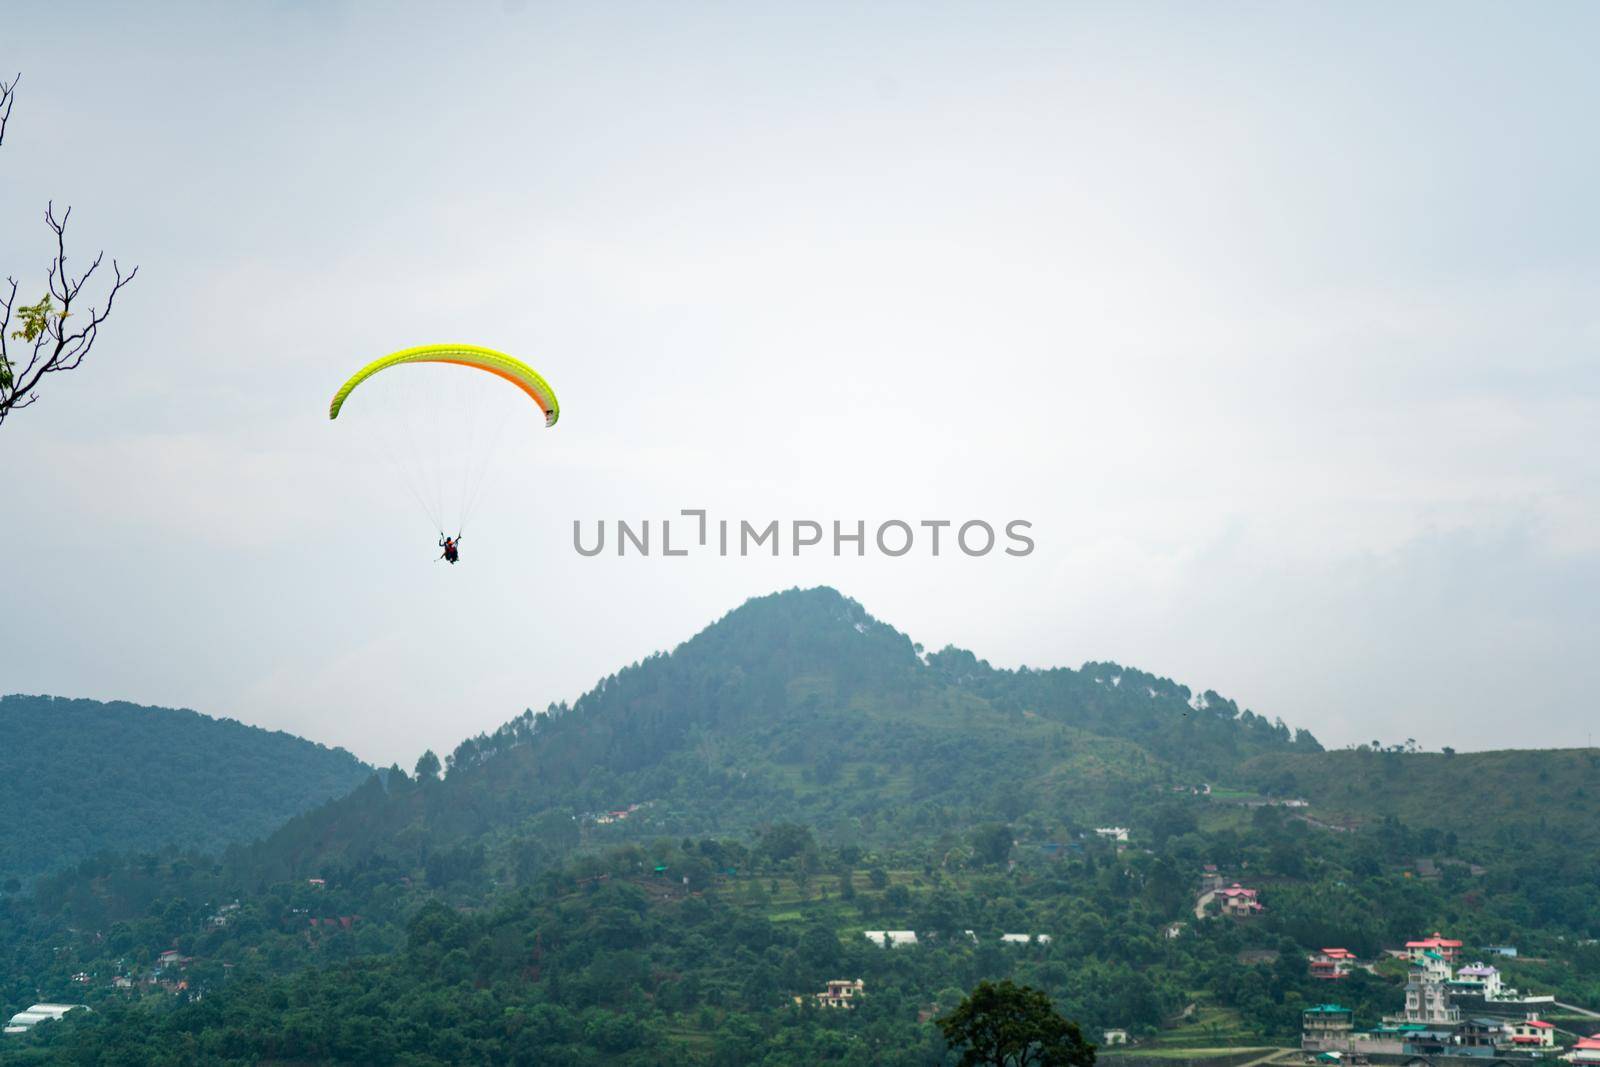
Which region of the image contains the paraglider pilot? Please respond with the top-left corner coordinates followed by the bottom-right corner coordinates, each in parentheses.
top-left (439, 534), bottom-right (460, 564)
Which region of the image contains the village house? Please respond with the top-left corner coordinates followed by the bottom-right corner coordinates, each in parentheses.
top-left (1102, 1029), bottom-right (1129, 1046)
top-left (1309, 948), bottom-right (1356, 980)
top-left (1217, 884), bottom-right (1263, 917)
top-left (1451, 962), bottom-right (1505, 999)
top-left (591, 802), bottom-right (646, 825)
top-left (1397, 951), bottom-right (1461, 1027)
top-left (1405, 933), bottom-right (1463, 964)
top-left (1094, 827), bottom-right (1130, 843)
top-left (1566, 1036), bottom-right (1600, 1064)
top-left (1302, 1004), bottom-right (1355, 1051)
top-left (1504, 1014), bottom-right (1555, 1049)
top-left (1454, 1018), bottom-right (1504, 1048)
top-left (794, 979), bottom-right (864, 1009)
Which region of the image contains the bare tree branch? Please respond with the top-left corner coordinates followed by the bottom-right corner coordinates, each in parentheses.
top-left (0, 75), bottom-right (138, 428)
top-left (0, 73), bottom-right (16, 149)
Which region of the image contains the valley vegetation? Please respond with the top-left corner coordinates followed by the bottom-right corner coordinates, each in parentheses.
top-left (2, 589), bottom-right (1597, 1065)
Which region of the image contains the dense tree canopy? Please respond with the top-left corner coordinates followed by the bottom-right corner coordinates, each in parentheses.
top-left (0, 695), bottom-right (369, 886)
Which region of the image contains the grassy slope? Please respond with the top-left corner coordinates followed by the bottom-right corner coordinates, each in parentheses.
top-left (1241, 747), bottom-right (1600, 844)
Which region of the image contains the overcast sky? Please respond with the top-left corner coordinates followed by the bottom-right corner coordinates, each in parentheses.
top-left (4, 1), bottom-right (1596, 768)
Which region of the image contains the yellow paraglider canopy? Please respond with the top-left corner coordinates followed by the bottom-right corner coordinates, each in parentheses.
top-left (329, 344), bottom-right (559, 427)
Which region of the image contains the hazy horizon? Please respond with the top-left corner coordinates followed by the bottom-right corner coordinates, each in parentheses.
top-left (5, 1), bottom-right (1597, 768)
top-left (7, 579), bottom-right (1596, 767)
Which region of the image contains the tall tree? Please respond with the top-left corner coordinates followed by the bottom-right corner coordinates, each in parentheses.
top-left (0, 73), bottom-right (137, 427)
top-left (938, 980), bottom-right (1097, 1067)
top-left (971, 822), bottom-right (1015, 867)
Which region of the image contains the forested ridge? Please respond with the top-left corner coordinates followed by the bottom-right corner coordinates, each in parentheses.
top-left (0, 695), bottom-right (370, 887)
top-left (2, 588), bottom-right (1597, 1066)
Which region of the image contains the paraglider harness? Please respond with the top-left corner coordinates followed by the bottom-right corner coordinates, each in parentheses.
top-left (438, 533), bottom-right (461, 564)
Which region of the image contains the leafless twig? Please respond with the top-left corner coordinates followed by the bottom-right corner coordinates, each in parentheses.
top-left (0, 73), bottom-right (16, 149)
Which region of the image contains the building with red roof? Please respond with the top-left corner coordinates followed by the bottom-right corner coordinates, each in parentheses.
top-left (1505, 1015), bottom-right (1554, 1049)
top-left (1404, 932), bottom-right (1463, 964)
top-left (1310, 947), bottom-right (1356, 980)
top-left (1217, 884), bottom-right (1264, 917)
top-left (1565, 1036), bottom-right (1600, 1064)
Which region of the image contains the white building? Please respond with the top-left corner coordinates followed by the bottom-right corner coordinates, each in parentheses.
top-left (1000, 933), bottom-right (1052, 945)
top-left (800, 979), bottom-right (865, 1009)
top-left (1453, 962), bottom-right (1504, 998)
top-left (1094, 827), bottom-right (1130, 843)
top-left (1400, 952), bottom-right (1459, 1025)
top-left (862, 930), bottom-right (917, 947)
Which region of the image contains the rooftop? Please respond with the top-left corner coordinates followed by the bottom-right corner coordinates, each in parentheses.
top-left (1405, 933), bottom-right (1463, 949)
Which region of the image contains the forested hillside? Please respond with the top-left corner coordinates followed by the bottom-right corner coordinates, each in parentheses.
top-left (2, 590), bottom-right (1596, 1065)
top-left (216, 588), bottom-right (1318, 887)
top-left (0, 695), bottom-right (370, 886)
